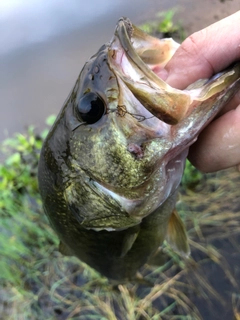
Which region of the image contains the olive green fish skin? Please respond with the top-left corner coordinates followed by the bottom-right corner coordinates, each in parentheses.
top-left (39, 139), bottom-right (177, 281)
top-left (38, 40), bottom-right (178, 281)
top-left (39, 41), bottom-right (177, 231)
top-left (38, 17), bottom-right (240, 282)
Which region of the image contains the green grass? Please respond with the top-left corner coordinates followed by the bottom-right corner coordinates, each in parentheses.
top-left (0, 117), bottom-right (240, 319)
top-left (139, 9), bottom-right (186, 41)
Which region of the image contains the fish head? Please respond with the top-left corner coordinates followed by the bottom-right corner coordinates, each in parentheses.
top-left (39, 18), bottom-right (240, 232)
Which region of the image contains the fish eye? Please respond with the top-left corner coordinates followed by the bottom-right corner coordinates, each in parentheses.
top-left (77, 92), bottom-right (106, 124)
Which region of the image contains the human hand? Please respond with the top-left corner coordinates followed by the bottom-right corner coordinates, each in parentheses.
top-left (160, 11), bottom-right (240, 172)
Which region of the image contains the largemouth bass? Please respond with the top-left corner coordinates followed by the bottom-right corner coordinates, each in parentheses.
top-left (38, 17), bottom-right (240, 282)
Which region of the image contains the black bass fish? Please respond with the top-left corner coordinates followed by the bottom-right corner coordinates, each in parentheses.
top-left (38, 17), bottom-right (240, 282)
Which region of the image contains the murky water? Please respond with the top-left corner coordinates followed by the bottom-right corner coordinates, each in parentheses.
top-left (0, 0), bottom-right (239, 143)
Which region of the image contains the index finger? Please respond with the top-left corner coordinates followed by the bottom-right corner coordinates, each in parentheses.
top-left (163, 11), bottom-right (240, 89)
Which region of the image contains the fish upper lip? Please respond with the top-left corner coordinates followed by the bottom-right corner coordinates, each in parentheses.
top-left (109, 17), bottom-right (192, 125)
top-left (112, 17), bottom-right (180, 93)
top-left (112, 18), bottom-right (167, 89)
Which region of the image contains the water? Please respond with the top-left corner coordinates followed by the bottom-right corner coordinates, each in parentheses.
top-left (0, 0), bottom-right (238, 142)
top-left (0, 0), bottom-right (169, 142)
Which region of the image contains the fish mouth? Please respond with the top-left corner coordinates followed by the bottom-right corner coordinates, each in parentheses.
top-left (108, 17), bottom-right (191, 125)
top-left (109, 18), bottom-right (240, 127)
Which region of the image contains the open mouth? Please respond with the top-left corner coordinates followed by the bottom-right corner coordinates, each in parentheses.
top-left (108, 17), bottom-right (191, 125)
top-left (108, 18), bottom-right (240, 128)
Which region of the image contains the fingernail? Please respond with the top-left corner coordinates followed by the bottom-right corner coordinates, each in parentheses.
top-left (164, 73), bottom-right (178, 87)
top-left (164, 73), bottom-right (188, 89)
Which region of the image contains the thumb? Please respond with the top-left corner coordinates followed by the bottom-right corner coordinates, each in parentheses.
top-left (188, 102), bottom-right (240, 172)
top-left (163, 11), bottom-right (240, 89)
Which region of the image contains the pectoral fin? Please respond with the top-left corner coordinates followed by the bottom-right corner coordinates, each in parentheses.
top-left (120, 231), bottom-right (139, 258)
top-left (166, 209), bottom-right (190, 257)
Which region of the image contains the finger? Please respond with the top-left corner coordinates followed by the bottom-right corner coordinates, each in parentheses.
top-left (188, 104), bottom-right (240, 172)
top-left (163, 11), bottom-right (240, 89)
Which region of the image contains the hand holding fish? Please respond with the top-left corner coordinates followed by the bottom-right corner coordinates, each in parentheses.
top-left (159, 11), bottom-right (240, 172)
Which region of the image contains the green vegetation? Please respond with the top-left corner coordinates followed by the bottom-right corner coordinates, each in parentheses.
top-left (0, 125), bottom-right (53, 282)
top-left (180, 160), bottom-right (204, 190)
top-left (0, 117), bottom-right (240, 319)
top-left (139, 9), bottom-right (186, 41)
top-left (0, 118), bottom-right (58, 318)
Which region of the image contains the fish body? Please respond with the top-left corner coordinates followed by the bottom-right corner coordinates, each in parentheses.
top-left (38, 18), bottom-right (240, 282)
